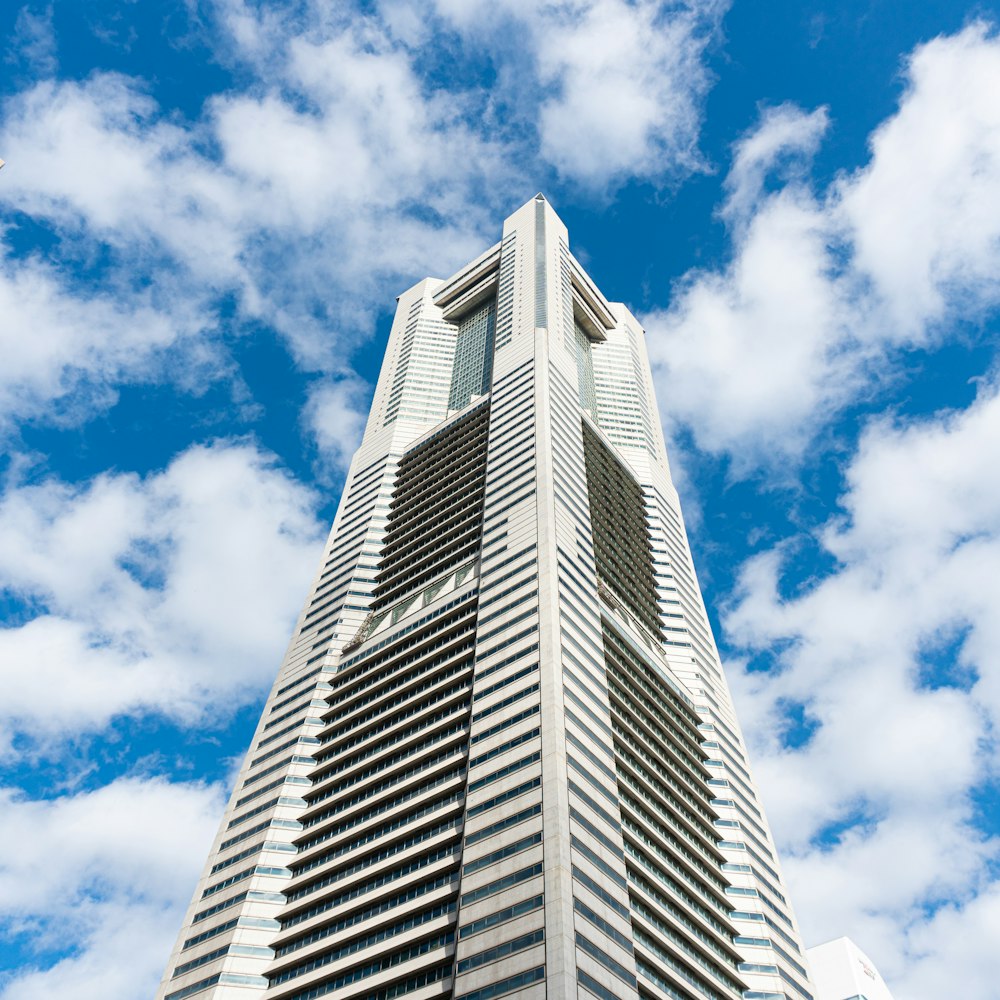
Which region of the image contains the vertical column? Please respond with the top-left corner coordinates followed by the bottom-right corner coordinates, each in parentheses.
top-left (457, 195), bottom-right (641, 1000)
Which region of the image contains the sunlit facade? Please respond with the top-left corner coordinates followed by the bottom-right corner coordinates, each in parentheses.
top-left (157, 195), bottom-right (815, 1000)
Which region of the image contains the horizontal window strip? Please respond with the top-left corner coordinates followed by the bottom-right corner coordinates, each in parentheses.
top-left (469, 727), bottom-right (540, 770)
top-left (467, 777), bottom-right (540, 819)
top-left (569, 779), bottom-right (621, 831)
top-left (477, 591), bottom-right (538, 628)
top-left (273, 904), bottom-right (457, 986)
top-left (460, 862), bottom-right (543, 907)
top-left (210, 842), bottom-right (264, 876)
top-left (566, 731), bottom-right (616, 783)
top-left (479, 558), bottom-right (539, 595)
top-left (317, 672), bottom-right (472, 762)
top-left (251, 735), bottom-right (320, 769)
top-left (474, 642), bottom-right (540, 682)
top-left (315, 700), bottom-right (468, 777)
top-left (563, 684), bottom-right (614, 740)
top-left (570, 806), bottom-right (624, 860)
top-left (303, 743), bottom-right (464, 826)
top-left (309, 723), bottom-right (466, 810)
top-left (568, 754), bottom-right (619, 807)
top-left (471, 683), bottom-right (539, 724)
top-left (465, 803), bottom-right (541, 847)
top-left (457, 929), bottom-right (544, 975)
top-left (476, 622), bottom-right (538, 659)
top-left (300, 764), bottom-right (465, 840)
top-left (564, 706), bottom-right (614, 762)
top-left (478, 572), bottom-right (539, 611)
top-left (241, 754), bottom-right (314, 790)
top-left (576, 931), bottom-right (638, 989)
top-left (577, 968), bottom-right (622, 1000)
top-left (236, 774), bottom-right (309, 809)
top-left (571, 834), bottom-right (626, 890)
top-left (572, 864), bottom-right (629, 919)
top-left (574, 897), bottom-right (633, 954)
top-left (277, 868), bottom-right (459, 958)
top-left (472, 663), bottom-right (539, 704)
top-left (336, 594), bottom-right (477, 672)
top-left (227, 796), bottom-right (305, 831)
top-left (219, 817), bottom-right (301, 853)
top-left (470, 704), bottom-right (539, 745)
top-left (459, 896), bottom-right (544, 941)
top-left (479, 544), bottom-right (537, 583)
top-left (289, 817), bottom-right (461, 899)
top-left (483, 487), bottom-right (537, 525)
top-left (455, 966), bottom-right (545, 1000)
top-left (296, 783), bottom-right (463, 858)
top-left (468, 751), bottom-right (541, 795)
top-left (464, 832), bottom-right (542, 877)
top-left (182, 918), bottom-right (238, 951)
top-left (276, 666), bottom-right (324, 698)
top-left (280, 929), bottom-right (455, 1000)
top-left (193, 891), bottom-right (249, 924)
top-left (286, 817), bottom-right (461, 908)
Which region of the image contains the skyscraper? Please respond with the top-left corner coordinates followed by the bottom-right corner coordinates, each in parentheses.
top-left (158, 196), bottom-right (816, 1000)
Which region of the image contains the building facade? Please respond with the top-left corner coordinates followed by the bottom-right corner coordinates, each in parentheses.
top-left (157, 196), bottom-right (816, 1000)
top-left (806, 939), bottom-right (894, 1000)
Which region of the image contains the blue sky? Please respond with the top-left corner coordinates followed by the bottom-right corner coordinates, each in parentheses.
top-left (1, 1), bottom-right (999, 996)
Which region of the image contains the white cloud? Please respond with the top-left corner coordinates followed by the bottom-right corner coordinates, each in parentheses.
top-left (646, 22), bottom-right (1000, 467)
top-left (0, 243), bottom-right (209, 430)
top-left (839, 22), bottom-right (1000, 336)
top-left (4, 5), bottom-right (57, 78)
top-left (0, 775), bottom-right (224, 1000)
top-left (0, 75), bottom-right (243, 276)
top-left (646, 177), bottom-right (862, 465)
top-left (302, 377), bottom-right (369, 474)
top-left (0, 441), bottom-right (324, 753)
top-left (894, 884), bottom-right (1000, 998)
top-left (533, 0), bottom-right (723, 186)
top-left (722, 103), bottom-right (829, 228)
top-left (430, 0), bottom-right (726, 188)
top-left (722, 380), bottom-right (1000, 997)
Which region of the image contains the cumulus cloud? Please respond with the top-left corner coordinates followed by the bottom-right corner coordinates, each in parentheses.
top-left (0, 775), bottom-right (224, 1000)
top-left (723, 379), bottom-right (1000, 996)
top-left (646, 22), bottom-right (1000, 468)
top-left (0, 441), bottom-right (324, 753)
top-left (302, 377), bottom-right (369, 474)
top-left (530, 0), bottom-right (724, 186)
top-left (430, 0), bottom-right (726, 188)
top-left (0, 243), bottom-right (212, 430)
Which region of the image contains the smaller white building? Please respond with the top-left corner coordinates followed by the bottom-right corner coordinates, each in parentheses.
top-left (807, 937), bottom-right (895, 1000)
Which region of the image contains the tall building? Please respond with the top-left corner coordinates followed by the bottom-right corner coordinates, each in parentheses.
top-left (807, 939), bottom-right (894, 1000)
top-left (158, 196), bottom-right (816, 1000)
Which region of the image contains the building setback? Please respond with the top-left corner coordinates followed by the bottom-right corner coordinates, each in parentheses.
top-left (157, 196), bottom-right (816, 1000)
